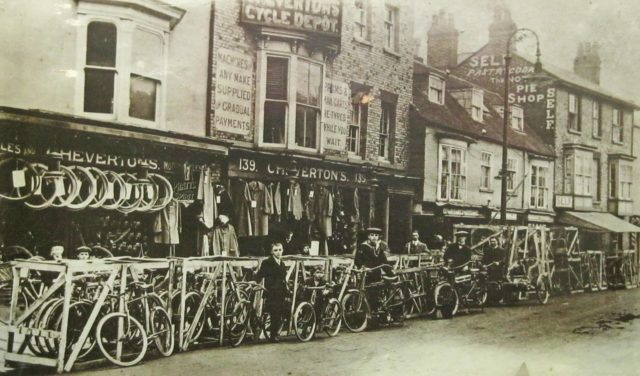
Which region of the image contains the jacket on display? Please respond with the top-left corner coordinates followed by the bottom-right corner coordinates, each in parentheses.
top-left (237, 181), bottom-right (273, 237)
top-left (212, 223), bottom-right (239, 256)
top-left (315, 187), bottom-right (333, 237)
top-left (153, 200), bottom-right (181, 245)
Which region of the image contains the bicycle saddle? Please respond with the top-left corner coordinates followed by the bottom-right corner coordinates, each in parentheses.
top-left (381, 274), bottom-right (399, 282)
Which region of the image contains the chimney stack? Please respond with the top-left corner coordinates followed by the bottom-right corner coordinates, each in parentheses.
top-left (574, 42), bottom-right (601, 84)
top-left (427, 9), bottom-right (459, 69)
top-left (488, 2), bottom-right (517, 49)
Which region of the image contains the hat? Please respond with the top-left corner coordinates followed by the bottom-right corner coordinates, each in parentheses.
top-left (75, 246), bottom-right (92, 255)
top-left (365, 227), bottom-right (382, 234)
top-left (454, 230), bottom-right (469, 236)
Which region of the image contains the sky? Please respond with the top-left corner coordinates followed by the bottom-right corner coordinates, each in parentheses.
top-left (412, 0), bottom-right (640, 104)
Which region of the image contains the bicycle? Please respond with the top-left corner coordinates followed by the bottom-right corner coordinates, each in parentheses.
top-left (293, 277), bottom-right (342, 342)
top-left (341, 264), bottom-right (409, 333)
top-left (95, 280), bottom-right (173, 367)
top-left (433, 261), bottom-right (488, 318)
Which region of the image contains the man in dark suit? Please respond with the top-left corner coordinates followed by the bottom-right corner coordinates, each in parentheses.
top-left (255, 242), bottom-right (288, 342)
top-left (405, 230), bottom-right (430, 255)
top-left (483, 237), bottom-right (506, 281)
top-left (444, 231), bottom-right (472, 268)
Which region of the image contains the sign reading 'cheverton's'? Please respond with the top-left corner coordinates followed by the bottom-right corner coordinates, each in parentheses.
top-left (241, 0), bottom-right (341, 37)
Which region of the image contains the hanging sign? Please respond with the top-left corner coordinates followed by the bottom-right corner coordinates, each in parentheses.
top-left (214, 48), bottom-right (253, 135)
top-left (322, 79), bottom-right (350, 151)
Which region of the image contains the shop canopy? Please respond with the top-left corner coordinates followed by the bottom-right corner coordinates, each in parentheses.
top-left (558, 211), bottom-right (640, 233)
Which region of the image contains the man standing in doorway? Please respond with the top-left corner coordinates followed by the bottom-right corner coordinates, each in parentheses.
top-left (405, 229), bottom-right (430, 255)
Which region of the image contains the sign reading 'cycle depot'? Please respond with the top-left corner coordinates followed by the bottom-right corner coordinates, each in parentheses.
top-left (241, 0), bottom-right (342, 37)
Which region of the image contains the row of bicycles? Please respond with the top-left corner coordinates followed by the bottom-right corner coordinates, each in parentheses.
top-left (2, 253), bottom-right (551, 372)
top-left (0, 155), bottom-right (173, 212)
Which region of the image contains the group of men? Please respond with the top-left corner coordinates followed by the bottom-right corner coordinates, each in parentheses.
top-left (253, 227), bottom-right (509, 343)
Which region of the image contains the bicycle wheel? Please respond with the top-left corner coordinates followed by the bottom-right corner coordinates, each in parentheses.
top-left (53, 300), bottom-right (96, 361)
top-left (173, 291), bottom-right (204, 343)
top-left (341, 291), bottom-right (369, 333)
top-left (224, 291), bottom-right (249, 347)
top-left (150, 306), bottom-right (174, 357)
top-left (322, 298), bottom-right (342, 337)
top-left (95, 312), bottom-right (148, 367)
top-left (1, 245), bottom-right (33, 262)
top-left (535, 276), bottom-right (550, 305)
top-left (0, 157), bottom-right (39, 201)
top-left (434, 283), bottom-right (458, 319)
top-left (293, 302), bottom-right (316, 342)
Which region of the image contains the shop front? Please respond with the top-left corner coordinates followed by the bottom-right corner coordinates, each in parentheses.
top-left (0, 107), bottom-right (228, 260)
top-left (225, 148), bottom-right (416, 256)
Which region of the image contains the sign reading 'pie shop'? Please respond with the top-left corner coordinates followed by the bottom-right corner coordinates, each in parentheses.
top-left (241, 0), bottom-right (342, 37)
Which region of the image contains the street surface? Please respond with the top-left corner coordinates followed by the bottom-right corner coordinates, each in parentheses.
top-left (3, 288), bottom-right (640, 376)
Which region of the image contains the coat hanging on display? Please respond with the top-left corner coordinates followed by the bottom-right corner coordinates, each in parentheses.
top-left (315, 186), bottom-right (333, 237)
top-left (351, 187), bottom-right (360, 223)
top-left (237, 180), bottom-right (273, 237)
top-left (197, 167), bottom-right (216, 255)
top-left (288, 181), bottom-right (303, 221)
top-left (153, 199), bottom-right (181, 245)
top-left (211, 215), bottom-right (239, 256)
top-left (273, 182), bottom-right (282, 218)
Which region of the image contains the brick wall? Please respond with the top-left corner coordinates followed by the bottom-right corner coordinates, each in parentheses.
top-left (210, 0), bottom-right (414, 170)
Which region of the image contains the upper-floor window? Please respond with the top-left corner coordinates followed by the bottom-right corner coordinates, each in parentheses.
top-left (592, 155), bottom-right (601, 202)
top-left (77, 1), bottom-right (173, 128)
top-left (610, 161), bottom-right (632, 200)
top-left (568, 93), bottom-right (581, 132)
top-left (428, 75), bottom-right (445, 105)
top-left (471, 89), bottom-right (483, 122)
top-left (506, 157), bottom-right (517, 192)
top-left (511, 105), bottom-right (524, 131)
top-left (592, 101), bottom-right (601, 138)
top-left (260, 54), bottom-right (322, 150)
top-left (564, 151), bottom-right (591, 196)
top-left (349, 91), bottom-right (368, 156)
top-left (354, 0), bottom-right (370, 41)
top-left (530, 165), bottom-right (549, 209)
top-left (384, 5), bottom-right (399, 52)
top-left (439, 145), bottom-right (466, 201)
top-left (379, 100), bottom-right (395, 160)
top-left (480, 152), bottom-right (492, 190)
top-left (612, 108), bottom-right (624, 143)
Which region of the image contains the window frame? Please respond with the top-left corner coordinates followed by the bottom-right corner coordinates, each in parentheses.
top-left (480, 152), bottom-right (492, 190)
top-left (348, 96), bottom-right (367, 156)
top-left (612, 108), bottom-right (624, 144)
top-left (438, 144), bottom-right (467, 201)
top-left (506, 157), bottom-right (517, 192)
top-left (568, 93), bottom-right (581, 132)
top-left (428, 75), bottom-right (445, 105)
top-left (354, 0), bottom-right (371, 42)
top-left (75, 8), bottom-right (169, 128)
top-left (256, 50), bottom-right (324, 152)
top-left (383, 5), bottom-right (399, 52)
top-left (565, 150), bottom-right (592, 196)
top-left (609, 160), bottom-right (632, 200)
top-left (510, 105), bottom-right (524, 131)
top-left (592, 155), bottom-right (601, 202)
top-left (530, 164), bottom-right (549, 209)
top-left (591, 100), bottom-right (601, 138)
top-left (378, 100), bottom-right (395, 161)
top-left (471, 89), bottom-right (483, 122)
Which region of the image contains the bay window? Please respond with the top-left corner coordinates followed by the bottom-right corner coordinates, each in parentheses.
top-left (610, 160), bottom-right (633, 200)
top-left (77, 2), bottom-right (175, 127)
top-left (439, 145), bottom-right (466, 201)
top-left (564, 150), bottom-right (592, 196)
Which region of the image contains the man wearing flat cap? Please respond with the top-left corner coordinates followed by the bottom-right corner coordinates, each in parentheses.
top-left (444, 230), bottom-right (472, 268)
top-left (354, 227), bottom-right (391, 282)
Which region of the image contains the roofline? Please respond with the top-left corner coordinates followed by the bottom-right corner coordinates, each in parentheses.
top-left (409, 106), bottom-right (556, 158)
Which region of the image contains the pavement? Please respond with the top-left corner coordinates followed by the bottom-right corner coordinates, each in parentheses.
top-left (2, 288), bottom-right (640, 376)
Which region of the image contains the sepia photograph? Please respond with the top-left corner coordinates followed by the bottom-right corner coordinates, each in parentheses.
top-left (1, 0), bottom-right (639, 375)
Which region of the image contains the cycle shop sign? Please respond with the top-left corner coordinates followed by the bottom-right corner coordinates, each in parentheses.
top-left (241, 0), bottom-right (342, 37)
top-left (214, 48), bottom-right (253, 136)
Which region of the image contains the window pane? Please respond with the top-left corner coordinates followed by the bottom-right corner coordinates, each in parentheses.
top-left (86, 22), bottom-right (117, 67)
top-left (263, 101), bottom-right (287, 144)
top-left (129, 75), bottom-right (157, 121)
top-left (84, 68), bottom-right (115, 113)
top-left (266, 57), bottom-right (288, 100)
top-left (132, 28), bottom-right (163, 77)
top-left (295, 106), bottom-right (317, 148)
top-left (296, 61), bottom-right (309, 104)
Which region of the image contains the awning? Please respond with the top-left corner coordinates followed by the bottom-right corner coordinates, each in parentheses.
top-left (558, 211), bottom-right (640, 233)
